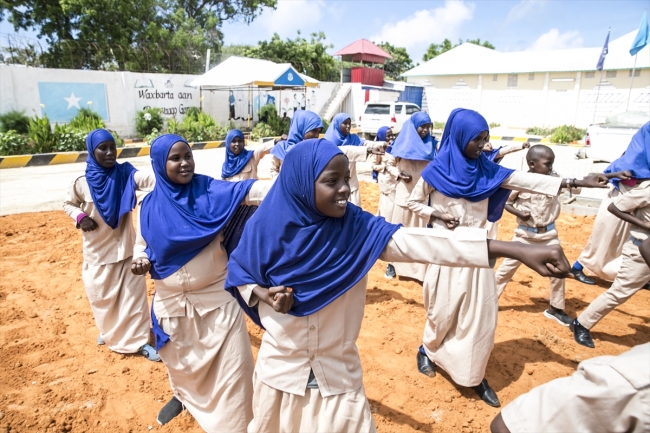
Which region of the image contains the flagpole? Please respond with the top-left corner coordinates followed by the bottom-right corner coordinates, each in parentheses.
top-left (592, 69), bottom-right (604, 124)
top-left (626, 54), bottom-right (638, 111)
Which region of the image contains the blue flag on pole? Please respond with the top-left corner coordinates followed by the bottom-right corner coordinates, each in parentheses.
top-left (630, 11), bottom-right (649, 56)
top-left (37, 82), bottom-right (109, 122)
top-left (596, 29), bottom-right (610, 71)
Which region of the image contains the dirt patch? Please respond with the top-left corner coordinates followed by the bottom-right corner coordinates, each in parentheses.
top-left (0, 181), bottom-right (648, 433)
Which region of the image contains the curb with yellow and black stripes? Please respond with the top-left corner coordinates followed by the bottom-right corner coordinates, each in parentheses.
top-left (0, 140), bottom-right (224, 169)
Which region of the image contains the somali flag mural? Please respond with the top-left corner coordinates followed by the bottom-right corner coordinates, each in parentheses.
top-left (37, 82), bottom-right (109, 122)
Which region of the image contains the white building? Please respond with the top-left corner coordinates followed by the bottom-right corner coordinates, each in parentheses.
top-left (403, 30), bottom-right (650, 128)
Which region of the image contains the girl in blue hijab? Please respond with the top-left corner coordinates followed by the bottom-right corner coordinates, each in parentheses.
top-left (407, 108), bottom-right (606, 408)
top-left (224, 137), bottom-right (571, 431)
top-left (63, 128), bottom-right (159, 362)
top-left (324, 113), bottom-right (364, 146)
top-left (269, 110), bottom-right (323, 178)
top-left (221, 129), bottom-right (254, 179)
top-left (132, 133), bottom-right (270, 431)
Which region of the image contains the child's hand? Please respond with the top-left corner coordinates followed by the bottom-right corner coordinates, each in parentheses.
top-left (79, 216), bottom-right (98, 232)
top-left (615, 170), bottom-right (633, 180)
top-left (439, 213), bottom-right (460, 229)
top-left (643, 221), bottom-right (650, 230)
top-left (518, 210), bottom-right (532, 220)
top-left (131, 258), bottom-right (151, 275)
top-left (274, 134), bottom-right (288, 144)
top-left (516, 244), bottom-right (571, 278)
top-left (399, 172), bottom-right (412, 183)
top-left (369, 142), bottom-right (386, 155)
top-left (522, 141), bottom-right (531, 149)
top-left (269, 286), bottom-right (293, 314)
top-left (577, 174), bottom-right (609, 188)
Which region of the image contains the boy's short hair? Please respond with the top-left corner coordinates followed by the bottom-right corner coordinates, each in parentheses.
top-left (526, 144), bottom-right (555, 163)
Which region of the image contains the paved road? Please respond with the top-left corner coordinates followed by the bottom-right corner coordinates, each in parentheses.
top-left (0, 141), bottom-right (608, 216)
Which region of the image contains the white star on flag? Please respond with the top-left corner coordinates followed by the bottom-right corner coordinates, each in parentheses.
top-left (64, 92), bottom-right (82, 109)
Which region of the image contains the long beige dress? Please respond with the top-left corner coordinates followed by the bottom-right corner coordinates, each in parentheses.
top-left (501, 342), bottom-right (650, 433)
top-left (239, 227), bottom-right (490, 433)
top-left (408, 172), bottom-right (562, 387)
top-left (134, 181), bottom-right (271, 433)
top-left (391, 158), bottom-right (431, 281)
top-left (224, 141), bottom-right (274, 181)
top-left (372, 153), bottom-right (400, 220)
top-left (578, 180), bottom-right (650, 330)
top-left (577, 184), bottom-right (633, 281)
top-left (63, 172), bottom-right (155, 353)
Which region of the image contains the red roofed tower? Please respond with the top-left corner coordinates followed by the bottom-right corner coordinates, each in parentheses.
top-left (334, 39), bottom-right (392, 86)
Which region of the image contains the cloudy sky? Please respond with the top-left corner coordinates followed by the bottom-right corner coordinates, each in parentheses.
top-left (220, 0), bottom-right (646, 61)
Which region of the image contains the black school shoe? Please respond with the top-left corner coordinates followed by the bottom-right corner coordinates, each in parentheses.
top-left (543, 307), bottom-right (572, 327)
top-left (157, 396), bottom-right (183, 426)
top-left (384, 264), bottom-right (396, 279)
top-left (472, 379), bottom-right (500, 407)
top-left (571, 268), bottom-right (596, 285)
top-left (416, 347), bottom-right (436, 377)
top-left (570, 319), bottom-right (595, 348)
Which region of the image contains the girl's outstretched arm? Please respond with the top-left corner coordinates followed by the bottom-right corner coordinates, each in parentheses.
top-left (487, 239), bottom-right (571, 278)
top-left (607, 202), bottom-right (648, 230)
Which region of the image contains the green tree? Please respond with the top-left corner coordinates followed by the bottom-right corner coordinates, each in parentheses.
top-left (244, 31), bottom-right (337, 81)
top-left (2, 0), bottom-right (277, 73)
top-left (375, 42), bottom-right (413, 81)
top-left (423, 38), bottom-right (495, 62)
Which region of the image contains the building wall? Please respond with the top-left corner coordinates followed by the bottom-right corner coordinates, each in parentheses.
top-left (413, 68), bottom-right (650, 128)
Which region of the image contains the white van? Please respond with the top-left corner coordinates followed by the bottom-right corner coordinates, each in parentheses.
top-left (358, 102), bottom-right (421, 135)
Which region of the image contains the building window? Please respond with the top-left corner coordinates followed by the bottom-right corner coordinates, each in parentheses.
top-left (528, 73), bottom-right (535, 80)
top-left (507, 74), bottom-right (518, 88)
top-left (629, 69), bottom-right (641, 77)
top-left (492, 74), bottom-right (498, 81)
top-left (585, 71), bottom-right (595, 78)
top-left (605, 70), bottom-right (617, 78)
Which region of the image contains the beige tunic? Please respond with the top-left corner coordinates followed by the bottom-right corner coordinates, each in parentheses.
top-left (391, 158), bottom-right (432, 281)
top-left (408, 172), bottom-right (562, 387)
top-left (224, 141), bottom-right (274, 181)
top-left (134, 181), bottom-right (271, 433)
top-left (577, 184), bottom-right (633, 281)
top-left (63, 173), bottom-right (155, 353)
top-left (578, 181), bottom-right (650, 330)
top-left (501, 342), bottom-right (650, 433)
top-left (495, 178), bottom-right (580, 309)
top-left (239, 227), bottom-right (490, 433)
top-left (372, 153), bottom-right (400, 220)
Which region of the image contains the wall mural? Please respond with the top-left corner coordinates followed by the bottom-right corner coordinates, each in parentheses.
top-left (37, 82), bottom-right (109, 122)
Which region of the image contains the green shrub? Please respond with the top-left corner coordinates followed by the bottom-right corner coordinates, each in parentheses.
top-left (136, 108), bottom-right (164, 137)
top-left (166, 118), bottom-right (182, 135)
top-left (28, 115), bottom-right (56, 153)
top-left (110, 130), bottom-right (124, 148)
top-left (177, 112), bottom-right (227, 142)
top-left (250, 122), bottom-right (276, 141)
top-left (53, 123), bottom-right (87, 152)
top-left (489, 122), bottom-right (501, 128)
top-left (0, 110), bottom-right (30, 134)
top-left (183, 107), bottom-right (201, 121)
top-left (320, 117), bottom-right (329, 133)
top-left (69, 108), bottom-right (104, 133)
top-left (526, 126), bottom-right (553, 136)
top-left (433, 121), bottom-right (446, 130)
top-left (257, 104), bottom-right (290, 137)
top-left (145, 128), bottom-right (163, 146)
top-left (550, 125), bottom-right (585, 144)
top-left (0, 130), bottom-right (31, 155)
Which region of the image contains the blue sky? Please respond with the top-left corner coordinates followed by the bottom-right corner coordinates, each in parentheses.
top-left (2, 0), bottom-right (647, 63)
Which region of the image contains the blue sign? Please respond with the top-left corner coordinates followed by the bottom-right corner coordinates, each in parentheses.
top-left (275, 68), bottom-right (305, 86)
top-left (38, 82), bottom-right (109, 122)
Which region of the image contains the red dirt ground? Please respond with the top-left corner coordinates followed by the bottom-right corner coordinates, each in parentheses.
top-left (0, 181), bottom-right (648, 432)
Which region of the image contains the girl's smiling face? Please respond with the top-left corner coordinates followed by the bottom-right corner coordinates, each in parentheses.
top-left (314, 154), bottom-right (350, 218)
top-left (339, 118), bottom-right (352, 136)
top-left (229, 136), bottom-right (245, 155)
top-left (465, 130), bottom-right (490, 159)
top-left (416, 123), bottom-right (431, 139)
top-left (94, 140), bottom-right (117, 168)
top-left (166, 141), bottom-right (195, 184)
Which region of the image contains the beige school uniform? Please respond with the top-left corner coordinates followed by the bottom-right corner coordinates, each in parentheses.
top-left (391, 158), bottom-right (431, 281)
top-left (578, 181), bottom-right (650, 330)
top-left (371, 152), bottom-right (400, 220)
top-left (502, 342), bottom-right (650, 433)
top-left (63, 172), bottom-right (154, 353)
top-left (239, 227), bottom-right (490, 433)
top-left (408, 172), bottom-right (562, 387)
top-left (495, 177), bottom-right (580, 309)
top-left (577, 184), bottom-right (633, 281)
top-left (134, 181), bottom-right (271, 433)
top-left (224, 141), bottom-right (274, 181)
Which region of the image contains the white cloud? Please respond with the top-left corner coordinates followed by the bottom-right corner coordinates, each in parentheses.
top-left (369, 1), bottom-right (475, 54)
top-left (254, 0), bottom-right (326, 39)
top-left (527, 28), bottom-right (584, 51)
top-left (505, 0), bottom-right (546, 25)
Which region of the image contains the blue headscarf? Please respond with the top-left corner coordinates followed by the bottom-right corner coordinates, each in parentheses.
top-left (141, 134), bottom-right (256, 280)
top-left (324, 113), bottom-right (364, 146)
top-left (226, 138), bottom-right (400, 317)
top-left (270, 110), bottom-right (323, 160)
top-left (84, 129), bottom-right (137, 229)
top-left (604, 121), bottom-right (650, 189)
top-left (421, 108), bottom-right (515, 223)
top-left (222, 129), bottom-right (253, 179)
top-left (390, 112), bottom-right (437, 161)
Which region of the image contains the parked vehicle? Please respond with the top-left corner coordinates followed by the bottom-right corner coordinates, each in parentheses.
top-left (577, 111), bottom-right (649, 162)
top-left (358, 102), bottom-right (421, 135)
